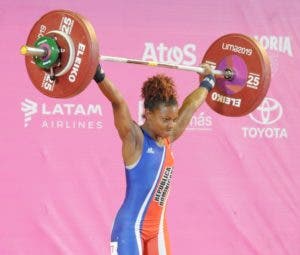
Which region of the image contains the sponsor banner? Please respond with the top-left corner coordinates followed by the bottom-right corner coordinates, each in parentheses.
top-left (138, 100), bottom-right (213, 131)
top-left (142, 42), bottom-right (197, 66)
top-left (242, 97), bottom-right (288, 139)
top-left (21, 98), bottom-right (104, 129)
top-left (254, 35), bottom-right (293, 57)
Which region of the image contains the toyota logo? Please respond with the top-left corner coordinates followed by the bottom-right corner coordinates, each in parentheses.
top-left (250, 97), bottom-right (283, 125)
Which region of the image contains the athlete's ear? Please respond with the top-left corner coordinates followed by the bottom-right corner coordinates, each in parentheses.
top-left (144, 108), bottom-right (151, 120)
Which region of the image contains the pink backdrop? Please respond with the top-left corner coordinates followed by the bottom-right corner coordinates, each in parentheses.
top-left (1, 0), bottom-right (300, 254)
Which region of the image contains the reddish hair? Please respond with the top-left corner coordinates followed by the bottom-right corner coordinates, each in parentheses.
top-left (141, 74), bottom-right (178, 111)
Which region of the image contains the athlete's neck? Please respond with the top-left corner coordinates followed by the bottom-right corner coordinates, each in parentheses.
top-left (141, 124), bottom-right (164, 145)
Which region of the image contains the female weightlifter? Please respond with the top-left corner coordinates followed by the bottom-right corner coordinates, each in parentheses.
top-left (93, 63), bottom-right (215, 255)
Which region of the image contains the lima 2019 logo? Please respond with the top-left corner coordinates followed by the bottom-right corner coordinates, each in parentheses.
top-left (242, 97), bottom-right (287, 139)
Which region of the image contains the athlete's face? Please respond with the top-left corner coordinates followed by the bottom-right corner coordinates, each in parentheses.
top-left (145, 104), bottom-right (178, 138)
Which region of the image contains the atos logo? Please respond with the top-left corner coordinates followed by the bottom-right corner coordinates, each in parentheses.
top-left (242, 97), bottom-right (288, 139)
top-left (142, 42), bottom-right (197, 66)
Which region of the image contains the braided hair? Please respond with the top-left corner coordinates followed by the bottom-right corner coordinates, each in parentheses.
top-left (141, 74), bottom-right (178, 111)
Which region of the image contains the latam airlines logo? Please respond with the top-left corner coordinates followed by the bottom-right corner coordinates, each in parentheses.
top-left (242, 97), bottom-right (287, 139)
top-left (21, 99), bottom-right (38, 127)
top-left (20, 98), bottom-right (103, 129)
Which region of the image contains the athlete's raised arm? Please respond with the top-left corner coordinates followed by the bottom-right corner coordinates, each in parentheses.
top-left (170, 64), bottom-right (215, 142)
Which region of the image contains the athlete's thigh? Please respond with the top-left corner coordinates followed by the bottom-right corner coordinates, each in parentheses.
top-left (111, 225), bottom-right (142, 255)
top-left (144, 231), bottom-right (171, 255)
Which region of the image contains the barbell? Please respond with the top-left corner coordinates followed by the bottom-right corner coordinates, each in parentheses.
top-left (20, 9), bottom-right (271, 117)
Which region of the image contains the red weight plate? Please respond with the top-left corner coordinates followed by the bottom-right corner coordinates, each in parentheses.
top-left (201, 33), bottom-right (271, 116)
top-left (24, 10), bottom-right (99, 98)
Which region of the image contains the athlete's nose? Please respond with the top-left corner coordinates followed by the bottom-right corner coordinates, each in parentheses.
top-left (167, 120), bottom-right (175, 130)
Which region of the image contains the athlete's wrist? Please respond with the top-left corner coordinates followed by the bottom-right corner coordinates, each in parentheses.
top-left (94, 64), bottom-right (105, 84)
top-left (199, 74), bottom-right (215, 92)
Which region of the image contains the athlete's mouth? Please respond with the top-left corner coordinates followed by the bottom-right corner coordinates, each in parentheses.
top-left (165, 129), bottom-right (172, 135)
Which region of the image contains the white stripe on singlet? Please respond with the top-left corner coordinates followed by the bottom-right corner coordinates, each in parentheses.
top-left (134, 146), bottom-right (166, 254)
top-left (158, 206), bottom-right (167, 255)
